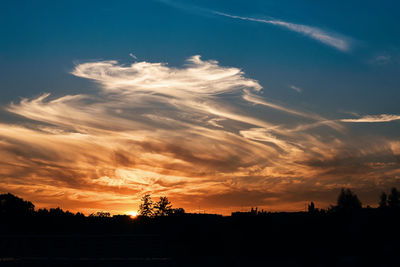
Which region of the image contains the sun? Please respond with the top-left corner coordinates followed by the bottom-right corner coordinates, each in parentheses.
top-left (126, 211), bottom-right (138, 218)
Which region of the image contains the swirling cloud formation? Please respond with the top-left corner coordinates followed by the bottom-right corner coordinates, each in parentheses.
top-left (0, 56), bottom-right (399, 214)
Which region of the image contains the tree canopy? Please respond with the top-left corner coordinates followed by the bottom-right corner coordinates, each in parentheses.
top-left (139, 194), bottom-right (154, 217)
top-left (336, 188), bottom-right (362, 212)
top-left (154, 196), bottom-right (173, 216)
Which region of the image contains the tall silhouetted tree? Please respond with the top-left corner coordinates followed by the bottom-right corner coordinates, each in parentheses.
top-left (308, 202), bottom-right (315, 213)
top-left (379, 192), bottom-right (388, 208)
top-left (154, 196), bottom-right (173, 216)
top-left (388, 187), bottom-right (400, 208)
top-left (139, 194), bottom-right (154, 217)
top-left (336, 188), bottom-right (362, 212)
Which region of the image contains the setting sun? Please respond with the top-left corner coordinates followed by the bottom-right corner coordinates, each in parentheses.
top-left (126, 211), bottom-right (138, 218)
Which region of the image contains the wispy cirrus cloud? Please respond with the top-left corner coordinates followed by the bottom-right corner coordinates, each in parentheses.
top-left (290, 85), bottom-right (302, 93)
top-left (341, 114), bottom-right (400, 123)
top-left (213, 11), bottom-right (351, 52)
top-left (242, 89), bottom-right (345, 132)
top-left (370, 53), bottom-right (392, 66)
top-left (1, 55), bottom-right (399, 214)
top-left (157, 0), bottom-right (352, 52)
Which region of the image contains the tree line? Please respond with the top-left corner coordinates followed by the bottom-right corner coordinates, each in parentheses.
top-left (1, 188), bottom-right (400, 266)
top-left (1, 187), bottom-right (400, 219)
top-left (305, 187), bottom-right (400, 214)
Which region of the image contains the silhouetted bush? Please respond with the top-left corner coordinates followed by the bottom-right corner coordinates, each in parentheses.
top-left (170, 207), bottom-right (185, 215)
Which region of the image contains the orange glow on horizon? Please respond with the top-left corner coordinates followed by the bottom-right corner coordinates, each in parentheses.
top-left (126, 211), bottom-right (138, 218)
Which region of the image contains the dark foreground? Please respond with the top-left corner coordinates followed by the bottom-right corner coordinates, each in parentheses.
top-left (1, 209), bottom-right (400, 267)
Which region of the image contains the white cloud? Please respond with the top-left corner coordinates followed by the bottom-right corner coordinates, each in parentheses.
top-left (239, 128), bottom-right (292, 150)
top-left (129, 53), bottom-right (137, 60)
top-left (72, 55), bottom-right (262, 98)
top-left (341, 114), bottom-right (400, 123)
top-left (157, 1), bottom-right (352, 52)
top-left (290, 85), bottom-right (302, 93)
top-left (208, 118), bottom-right (225, 128)
top-left (214, 11), bottom-right (351, 52)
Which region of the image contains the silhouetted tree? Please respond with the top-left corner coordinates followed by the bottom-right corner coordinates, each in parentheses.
top-left (388, 187), bottom-right (400, 208)
top-left (250, 207), bottom-right (258, 215)
top-left (75, 212), bottom-right (85, 218)
top-left (379, 192), bottom-right (387, 208)
top-left (154, 196), bottom-right (173, 216)
top-left (139, 194), bottom-right (154, 217)
top-left (336, 188), bottom-right (362, 212)
top-left (0, 193), bottom-right (34, 217)
top-left (49, 207), bottom-right (66, 216)
top-left (308, 202), bottom-right (315, 213)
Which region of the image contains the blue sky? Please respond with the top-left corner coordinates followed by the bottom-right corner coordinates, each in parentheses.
top-left (0, 0), bottom-right (399, 213)
top-left (2, 0), bottom-right (399, 108)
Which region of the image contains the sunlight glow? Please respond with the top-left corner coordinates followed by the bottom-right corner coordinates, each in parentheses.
top-left (127, 211), bottom-right (138, 218)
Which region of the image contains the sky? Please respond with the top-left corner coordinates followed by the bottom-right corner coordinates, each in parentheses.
top-left (1, 0), bottom-right (400, 215)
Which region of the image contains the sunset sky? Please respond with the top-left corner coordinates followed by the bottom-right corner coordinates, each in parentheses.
top-left (1, 0), bottom-right (400, 215)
